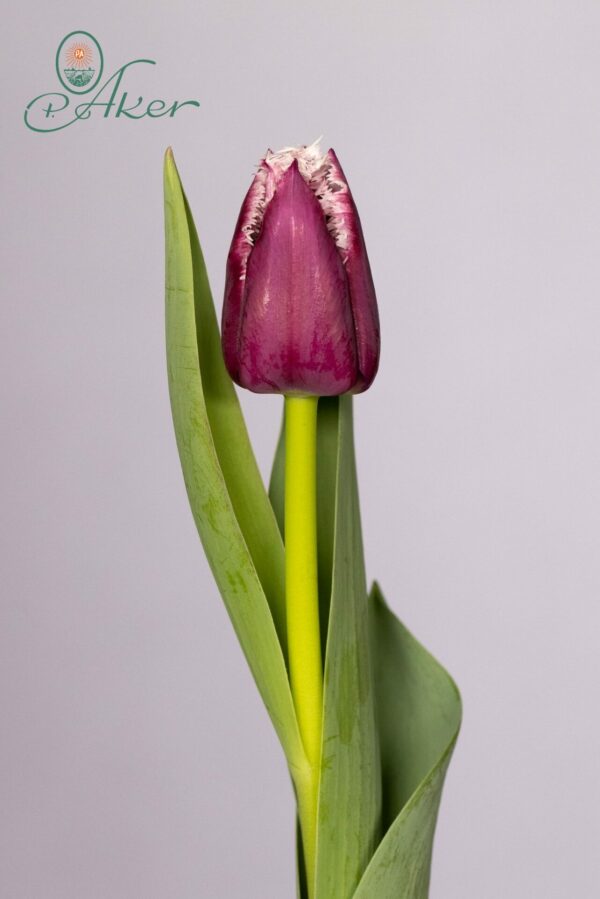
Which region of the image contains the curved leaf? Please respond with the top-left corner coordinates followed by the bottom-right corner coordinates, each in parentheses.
top-left (164, 149), bottom-right (304, 772)
top-left (353, 584), bottom-right (462, 898)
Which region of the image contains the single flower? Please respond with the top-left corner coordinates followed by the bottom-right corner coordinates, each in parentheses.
top-left (222, 140), bottom-right (380, 396)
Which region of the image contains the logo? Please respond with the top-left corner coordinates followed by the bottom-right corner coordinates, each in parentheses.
top-left (25, 31), bottom-right (199, 133)
top-left (56, 31), bottom-right (103, 93)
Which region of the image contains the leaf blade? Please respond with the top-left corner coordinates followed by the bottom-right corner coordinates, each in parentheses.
top-left (270, 397), bottom-right (382, 897)
top-left (353, 584), bottom-right (462, 898)
top-left (314, 395), bottom-right (382, 898)
top-left (164, 150), bottom-right (303, 771)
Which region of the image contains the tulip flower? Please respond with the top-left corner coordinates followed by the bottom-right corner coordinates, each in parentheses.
top-left (221, 140), bottom-right (380, 396)
top-left (221, 142), bottom-right (383, 887)
top-left (164, 144), bottom-right (461, 899)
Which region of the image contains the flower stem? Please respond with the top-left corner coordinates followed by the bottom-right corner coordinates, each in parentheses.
top-left (285, 395), bottom-right (323, 896)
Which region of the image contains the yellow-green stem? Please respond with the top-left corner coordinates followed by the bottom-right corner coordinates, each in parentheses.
top-left (285, 395), bottom-right (323, 896)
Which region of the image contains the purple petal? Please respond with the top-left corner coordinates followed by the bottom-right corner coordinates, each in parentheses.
top-left (237, 160), bottom-right (358, 395)
top-left (325, 149), bottom-right (380, 392)
top-left (222, 158), bottom-right (273, 381)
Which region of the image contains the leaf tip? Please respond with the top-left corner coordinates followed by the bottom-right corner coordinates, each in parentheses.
top-left (164, 146), bottom-right (181, 192)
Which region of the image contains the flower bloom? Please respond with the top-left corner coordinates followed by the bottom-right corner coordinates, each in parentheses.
top-left (222, 141), bottom-right (380, 396)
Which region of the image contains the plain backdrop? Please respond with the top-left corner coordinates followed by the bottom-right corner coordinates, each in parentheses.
top-left (2, 2), bottom-right (599, 896)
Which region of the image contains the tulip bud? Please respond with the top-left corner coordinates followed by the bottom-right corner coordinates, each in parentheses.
top-left (222, 141), bottom-right (380, 396)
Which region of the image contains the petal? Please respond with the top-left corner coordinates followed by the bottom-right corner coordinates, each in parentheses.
top-left (238, 160), bottom-right (358, 395)
top-left (325, 149), bottom-right (380, 392)
top-left (222, 159), bottom-right (274, 381)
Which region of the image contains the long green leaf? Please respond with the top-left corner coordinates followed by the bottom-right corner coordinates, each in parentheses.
top-left (354, 584), bottom-right (462, 898)
top-left (270, 405), bottom-right (460, 897)
top-left (315, 396), bottom-right (381, 898)
top-left (270, 397), bottom-right (381, 898)
top-left (164, 149), bottom-right (304, 772)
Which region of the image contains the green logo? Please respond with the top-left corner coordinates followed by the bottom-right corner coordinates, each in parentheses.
top-left (56, 31), bottom-right (104, 93)
top-left (25, 30), bottom-right (199, 133)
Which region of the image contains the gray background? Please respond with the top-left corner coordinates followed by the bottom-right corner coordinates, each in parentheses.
top-left (2, 1), bottom-right (599, 896)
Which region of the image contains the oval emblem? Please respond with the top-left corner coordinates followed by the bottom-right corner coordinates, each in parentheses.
top-left (55, 31), bottom-right (103, 94)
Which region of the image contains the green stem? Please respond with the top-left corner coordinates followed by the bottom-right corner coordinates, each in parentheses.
top-left (285, 395), bottom-right (323, 896)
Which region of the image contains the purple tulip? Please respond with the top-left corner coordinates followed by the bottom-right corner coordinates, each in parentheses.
top-left (222, 142), bottom-right (380, 396)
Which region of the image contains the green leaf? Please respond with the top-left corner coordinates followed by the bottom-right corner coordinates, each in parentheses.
top-left (314, 396), bottom-right (381, 899)
top-left (164, 149), bottom-right (304, 773)
top-left (353, 584), bottom-right (462, 898)
top-left (268, 413), bottom-right (285, 533)
top-left (270, 403), bottom-right (460, 898)
top-left (270, 397), bottom-right (381, 898)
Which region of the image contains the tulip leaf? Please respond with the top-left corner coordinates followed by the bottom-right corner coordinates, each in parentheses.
top-left (314, 396), bottom-right (382, 899)
top-left (271, 403), bottom-right (461, 898)
top-left (270, 396), bottom-right (381, 898)
top-left (353, 584), bottom-right (461, 899)
top-left (164, 150), bottom-right (304, 773)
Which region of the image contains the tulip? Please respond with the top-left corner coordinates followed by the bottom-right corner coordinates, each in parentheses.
top-left (221, 141), bottom-right (381, 892)
top-left (165, 145), bottom-right (461, 899)
top-left (222, 140), bottom-right (380, 396)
